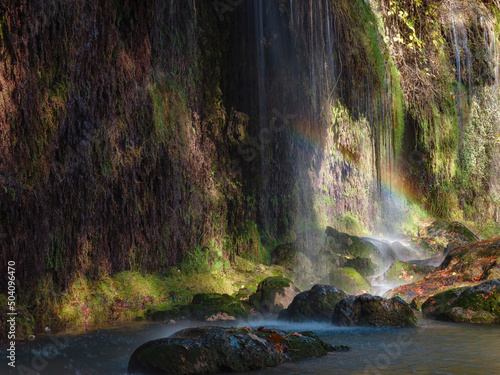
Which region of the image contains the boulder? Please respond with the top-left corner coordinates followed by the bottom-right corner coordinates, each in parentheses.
top-left (342, 257), bottom-right (377, 277)
top-left (362, 238), bottom-right (397, 265)
top-left (128, 326), bottom-right (347, 374)
top-left (325, 227), bottom-right (385, 266)
top-left (249, 277), bottom-right (299, 314)
top-left (385, 237), bottom-right (500, 307)
top-left (391, 241), bottom-right (419, 261)
top-left (329, 267), bottom-right (372, 295)
top-left (278, 284), bottom-right (348, 322)
top-left (149, 293), bottom-right (251, 322)
top-left (418, 219), bottom-right (478, 254)
top-left (373, 260), bottom-right (433, 286)
top-left (332, 294), bottom-right (419, 327)
top-left (422, 279), bottom-right (500, 323)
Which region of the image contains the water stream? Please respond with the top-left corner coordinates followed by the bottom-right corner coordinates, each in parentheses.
top-left (5, 316), bottom-right (500, 375)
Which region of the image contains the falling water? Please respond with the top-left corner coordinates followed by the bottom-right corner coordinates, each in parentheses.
top-left (243, 0), bottom-right (410, 249)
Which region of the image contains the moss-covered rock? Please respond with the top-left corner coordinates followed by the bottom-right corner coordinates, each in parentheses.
top-left (385, 237), bottom-right (500, 306)
top-left (378, 260), bottom-right (433, 286)
top-left (332, 294), bottom-right (419, 327)
top-left (329, 267), bottom-right (372, 295)
top-left (190, 293), bottom-right (249, 320)
top-left (128, 326), bottom-right (347, 374)
top-left (422, 279), bottom-right (500, 323)
top-left (278, 284), bottom-right (348, 322)
top-left (325, 226), bottom-right (385, 266)
top-left (418, 220), bottom-right (479, 254)
top-left (149, 293), bottom-right (251, 322)
top-left (248, 277), bottom-right (299, 314)
top-left (342, 257), bottom-right (377, 276)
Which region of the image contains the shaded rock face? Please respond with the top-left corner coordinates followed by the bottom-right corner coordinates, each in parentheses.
top-left (278, 284), bottom-right (348, 322)
top-left (332, 294), bottom-right (419, 327)
top-left (422, 279), bottom-right (500, 323)
top-left (249, 277), bottom-right (299, 314)
top-left (128, 326), bottom-right (342, 374)
top-left (418, 220), bottom-right (479, 254)
top-left (385, 237), bottom-right (500, 308)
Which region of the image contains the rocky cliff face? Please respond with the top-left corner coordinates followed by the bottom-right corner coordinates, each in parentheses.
top-left (1, 0), bottom-right (499, 296)
top-left (0, 0), bottom-right (248, 292)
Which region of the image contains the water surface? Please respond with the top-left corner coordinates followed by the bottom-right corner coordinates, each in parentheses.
top-left (4, 317), bottom-right (500, 375)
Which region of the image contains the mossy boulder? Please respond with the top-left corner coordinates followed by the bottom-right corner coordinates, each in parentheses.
top-left (332, 294), bottom-right (419, 327)
top-left (342, 257), bottom-right (377, 276)
top-left (422, 279), bottom-right (500, 323)
top-left (418, 220), bottom-right (478, 254)
top-left (377, 260), bottom-right (433, 286)
top-left (128, 326), bottom-right (347, 374)
top-left (278, 284), bottom-right (348, 322)
top-left (190, 293), bottom-right (249, 320)
top-left (385, 237), bottom-right (500, 306)
top-left (329, 267), bottom-right (371, 295)
top-left (249, 277), bottom-right (299, 314)
top-left (325, 226), bottom-right (385, 266)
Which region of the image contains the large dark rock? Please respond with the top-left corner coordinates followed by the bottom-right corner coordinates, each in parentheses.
top-left (332, 294), bottom-right (419, 327)
top-left (422, 279), bottom-right (500, 323)
top-left (128, 326), bottom-right (347, 374)
top-left (278, 284), bottom-right (348, 322)
top-left (249, 277), bottom-right (299, 314)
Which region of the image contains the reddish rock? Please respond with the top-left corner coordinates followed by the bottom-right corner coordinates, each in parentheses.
top-left (385, 237), bottom-right (500, 308)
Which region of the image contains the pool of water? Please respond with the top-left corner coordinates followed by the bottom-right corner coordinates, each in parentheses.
top-left (3, 315), bottom-right (500, 375)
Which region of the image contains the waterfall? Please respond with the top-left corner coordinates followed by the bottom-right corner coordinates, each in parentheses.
top-left (235, 0), bottom-right (407, 241)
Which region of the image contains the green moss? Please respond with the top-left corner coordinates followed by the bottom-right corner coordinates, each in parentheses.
top-left (329, 267), bottom-right (371, 294)
top-left (478, 221), bottom-right (500, 239)
top-left (383, 260), bottom-right (430, 284)
top-left (0, 295), bottom-right (35, 341)
top-left (423, 281), bottom-right (500, 323)
top-left (343, 257), bottom-right (377, 277)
